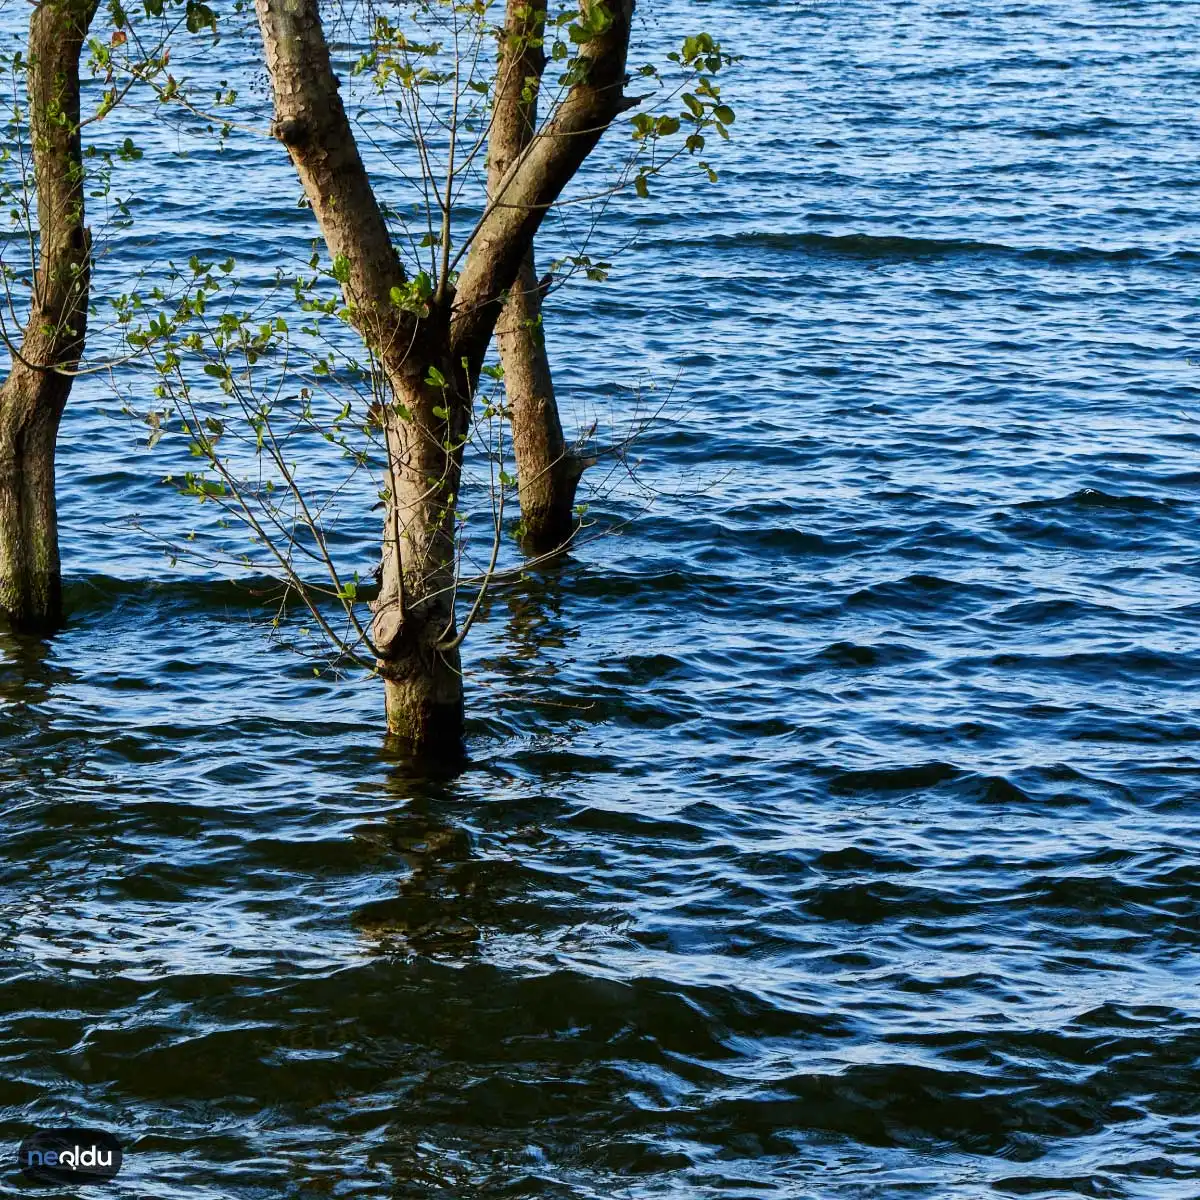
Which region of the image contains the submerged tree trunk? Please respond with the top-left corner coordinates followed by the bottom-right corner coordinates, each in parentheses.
top-left (497, 253), bottom-right (584, 554)
top-left (375, 364), bottom-right (468, 748)
top-left (255, 0), bottom-right (635, 749)
top-left (489, 0), bottom-right (584, 554)
top-left (255, 0), bottom-right (466, 752)
top-left (0, 0), bottom-right (98, 633)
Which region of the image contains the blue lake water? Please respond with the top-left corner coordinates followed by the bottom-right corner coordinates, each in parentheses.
top-left (1, 0), bottom-right (1199, 1195)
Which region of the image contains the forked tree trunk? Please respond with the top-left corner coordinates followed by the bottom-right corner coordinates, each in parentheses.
top-left (255, 0), bottom-right (467, 751)
top-left (0, 0), bottom-right (98, 633)
top-left (489, 1), bottom-right (585, 553)
top-left (255, 0), bottom-right (635, 750)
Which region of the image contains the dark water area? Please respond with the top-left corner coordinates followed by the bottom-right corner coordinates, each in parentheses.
top-left (3, 0), bottom-right (1200, 1195)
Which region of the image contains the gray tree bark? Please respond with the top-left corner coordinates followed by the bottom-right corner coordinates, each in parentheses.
top-left (489, 0), bottom-right (584, 554)
top-left (255, 0), bottom-right (635, 750)
top-left (0, 0), bottom-right (99, 633)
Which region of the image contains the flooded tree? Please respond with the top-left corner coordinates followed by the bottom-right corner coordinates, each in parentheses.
top-left (252, 0), bottom-right (647, 749)
top-left (0, 0), bottom-right (214, 632)
top-left (0, 0), bottom-right (99, 631)
top-left (254, 0), bottom-right (733, 748)
top-left (133, 0), bottom-right (734, 752)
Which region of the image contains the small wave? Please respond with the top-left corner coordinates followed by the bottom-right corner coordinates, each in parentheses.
top-left (1020, 116), bottom-right (1125, 140)
top-left (984, 647), bottom-right (1197, 683)
top-left (663, 230), bottom-right (1172, 268)
top-left (1015, 488), bottom-right (1181, 514)
top-left (846, 573), bottom-right (1011, 614)
top-left (694, 1059), bottom-right (1131, 1155)
top-left (830, 761), bottom-right (961, 794)
top-left (803, 879), bottom-right (969, 923)
top-left (811, 640), bottom-right (930, 669)
top-left (988, 597), bottom-right (1132, 627)
top-left (812, 845), bottom-right (921, 873)
top-left (954, 774), bottom-right (1038, 807)
top-left (992, 1171), bottom-right (1128, 1196)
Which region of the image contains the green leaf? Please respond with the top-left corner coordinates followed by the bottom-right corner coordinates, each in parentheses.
top-left (631, 112), bottom-right (655, 138)
top-left (331, 254), bottom-right (351, 283)
top-left (424, 365), bottom-right (446, 388)
top-left (185, 0), bottom-right (216, 33)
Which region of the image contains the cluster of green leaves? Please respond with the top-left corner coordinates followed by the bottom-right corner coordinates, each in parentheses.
top-left (390, 272), bottom-right (435, 318)
top-left (0, 48), bottom-right (36, 257)
top-left (0, 0), bottom-right (224, 362)
top-left (549, 252), bottom-right (611, 282)
top-left (135, 0), bottom-right (217, 36)
top-left (125, 249), bottom-right (381, 494)
top-left (565, 0), bottom-right (612, 46)
top-left (629, 31), bottom-right (738, 195)
top-left (354, 14), bottom-right (450, 91)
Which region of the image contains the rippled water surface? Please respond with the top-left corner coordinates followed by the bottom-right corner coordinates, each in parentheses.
top-left (3, 0), bottom-right (1200, 1195)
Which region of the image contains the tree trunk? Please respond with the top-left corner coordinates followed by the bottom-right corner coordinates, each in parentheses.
top-left (488, 0), bottom-right (584, 553)
top-left (256, 0), bottom-right (468, 752)
top-left (0, 0), bottom-right (98, 633)
top-left (450, 0), bottom-right (637, 373)
top-left (375, 364), bottom-right (467, 751)
top-left (497, 256), bottom-right (585, 554)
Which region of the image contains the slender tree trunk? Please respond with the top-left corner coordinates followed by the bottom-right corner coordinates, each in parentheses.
top-left (450, 0), bottom-right (637, 378)
top-left (489, 0), bottom-right (584, 553)
top-left (0, 0), bottom-right (98, 633)
top-left (497, 254), bottom-right (584, 553)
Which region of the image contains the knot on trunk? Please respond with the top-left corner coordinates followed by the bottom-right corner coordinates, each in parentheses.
top-left (274, 116), bottom-right (311, 148)
top-left (371, 594), bottom-right (405, 660)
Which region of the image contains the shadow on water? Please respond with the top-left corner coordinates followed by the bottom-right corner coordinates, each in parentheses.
top-left (353, 769), bottom-right (483, 956)
top-left (0, 629), bottom-right (72, 715)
